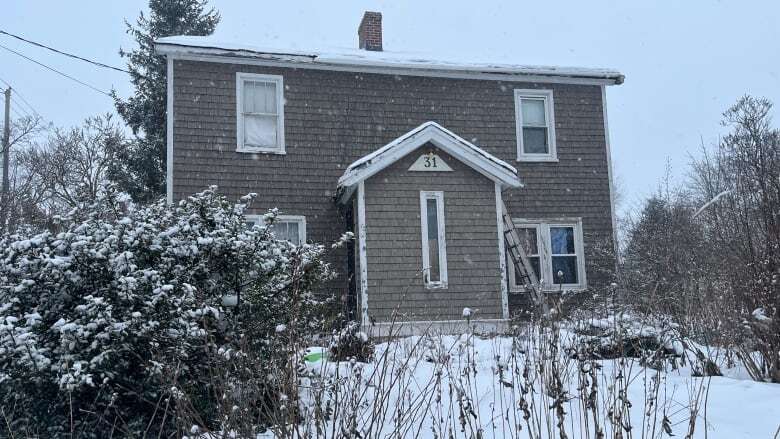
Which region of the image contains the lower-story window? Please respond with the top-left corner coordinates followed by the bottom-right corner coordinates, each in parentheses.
top-left (246, 214), bottom-right (306, 245)
top-left (512, 225), bottom-right (542, 282)
top-left (420, 191), bottom-right (448, 289)
top-left (550, 225), bottom-right (579, 285)
top-left (508, 219), bottom-right (586, 291)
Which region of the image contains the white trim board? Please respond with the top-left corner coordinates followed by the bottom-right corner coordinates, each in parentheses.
top-left (495, 184), bottom-right (510, 319)
top-left (164, 53), bottom-right (620, 86)
top-left (166, 56), bottom-right (174, 204)
top-left (601, 86), bottom-right (620, 266)
top-left (357, 181), bottom-right (369, 327)
top-left (155, 40), bottom-right (624, 86)
top-left (337, 121), bottom-right (522, 203)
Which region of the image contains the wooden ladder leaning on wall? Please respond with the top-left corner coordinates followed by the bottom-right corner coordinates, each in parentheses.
top-left (500, 200), bottom-right (548, 316)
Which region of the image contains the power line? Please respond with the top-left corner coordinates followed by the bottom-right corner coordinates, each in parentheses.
top-left (11, 99), bottom-right (36, 120)
top-left (0, 43), bottom-right (112, 98)
top-left (0, 76), bottom-right (42, 118)
top-left (9, 104), bottom-right (23, 119)
top-left (0, 78), bottom-right (27, 119)
top-left (12, 94), bottom-right (38, 118)
top-left (11, 99), bottom-right (30, 117)
top-left (0, 29), bottom-right (130, 74)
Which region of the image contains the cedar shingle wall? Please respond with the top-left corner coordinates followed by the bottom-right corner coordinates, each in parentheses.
top-left (363, 146), bottom-right (502, 322)
top-left (171, 60), bottom-right (617, 312)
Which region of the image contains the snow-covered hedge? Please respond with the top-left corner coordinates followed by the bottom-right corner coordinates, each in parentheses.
top-left (0, 186), bottom-right (333, 437)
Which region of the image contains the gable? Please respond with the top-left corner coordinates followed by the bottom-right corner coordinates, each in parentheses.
top-left (361, 147), bottom-right (504, 322)
top-left (336, 122), bottom-right (522, 203)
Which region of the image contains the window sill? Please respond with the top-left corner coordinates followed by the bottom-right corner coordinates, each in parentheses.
top-left (236, 146), bottom-right (286, 155)
top-left (516, 156), bottom-right (559, 163)
top-left (425, 282), bottom-right (448, 290)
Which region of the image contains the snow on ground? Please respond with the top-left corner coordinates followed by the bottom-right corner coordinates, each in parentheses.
top-left (298, 331), bottom-right (780, 439)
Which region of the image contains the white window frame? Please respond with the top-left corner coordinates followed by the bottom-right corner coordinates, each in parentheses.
top-left (420, 191), bottom-right (448, 289)
top-left (508, 218), bottom-right (586, 292)
top-left (236, 72), bottom-right (286, 154)
top-left (245, 214), bottom-right (306, 245)
top-left (514, 89), bottom-right (557, 162)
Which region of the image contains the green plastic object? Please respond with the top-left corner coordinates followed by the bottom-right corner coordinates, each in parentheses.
top-left (304, 351), bottom-right (327, 363)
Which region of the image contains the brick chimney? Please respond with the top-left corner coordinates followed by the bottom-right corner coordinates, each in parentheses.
top-left (358, 11), bottom-right (383, 51)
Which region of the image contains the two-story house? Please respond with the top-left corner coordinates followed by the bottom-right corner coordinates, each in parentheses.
top-left (155, 11), bottom-right (624, 335)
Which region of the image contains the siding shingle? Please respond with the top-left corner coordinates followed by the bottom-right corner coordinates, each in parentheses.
top-left (171, 60), bottom-right (617, 316)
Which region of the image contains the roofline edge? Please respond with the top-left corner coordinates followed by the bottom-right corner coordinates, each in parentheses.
top-left (156, 43), bottom-right (625, 86)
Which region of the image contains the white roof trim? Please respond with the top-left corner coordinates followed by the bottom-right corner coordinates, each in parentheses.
top-left (155, 36), bottom-right (624, 85)
top-left (336, 122), bottom-right (522, 203)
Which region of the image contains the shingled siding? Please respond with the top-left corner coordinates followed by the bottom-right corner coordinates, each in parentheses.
top-left (362, 146), bottom-right (503, 322)
top-left (171, 59), bottom-right (616, 309)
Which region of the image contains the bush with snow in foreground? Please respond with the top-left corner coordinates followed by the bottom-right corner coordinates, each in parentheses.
top-left (0, 186), bottom-right (332, 437)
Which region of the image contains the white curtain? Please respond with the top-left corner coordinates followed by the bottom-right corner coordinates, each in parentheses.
top-left (243, 81), bottom-right (278, 148)
top-left (521, 98), bottom-right (546, 126)
top-left (244, 115), bottom-right (277, 148)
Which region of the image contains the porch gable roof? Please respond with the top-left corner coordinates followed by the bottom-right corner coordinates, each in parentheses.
top-left (336, 121), bottom-right (522, 203)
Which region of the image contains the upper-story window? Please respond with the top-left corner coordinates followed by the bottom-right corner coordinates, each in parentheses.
top-left (514, 89), bottom-right (557, 162)
top-left (236, 72), bottom-right (285, 154)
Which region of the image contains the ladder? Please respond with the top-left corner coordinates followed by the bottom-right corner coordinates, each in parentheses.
top-left (500, 200), bottom-right (548, 314)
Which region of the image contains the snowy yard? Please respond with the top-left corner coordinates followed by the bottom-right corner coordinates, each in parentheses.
top-left (291, 326), bottom-right (780, 439)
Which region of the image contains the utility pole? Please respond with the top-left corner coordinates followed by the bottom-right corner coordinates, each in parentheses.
top-left (1, 87), bottom-right (10, 233)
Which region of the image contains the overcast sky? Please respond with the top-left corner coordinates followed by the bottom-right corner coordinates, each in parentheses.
top-left (3, 1), bottom-right (779, 213)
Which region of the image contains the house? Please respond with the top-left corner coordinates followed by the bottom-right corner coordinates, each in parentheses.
top-left (154, 11), bottom-right (623, 335)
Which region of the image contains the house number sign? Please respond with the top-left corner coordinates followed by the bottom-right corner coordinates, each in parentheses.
top-left (409, 152), bottom-right (453, 172)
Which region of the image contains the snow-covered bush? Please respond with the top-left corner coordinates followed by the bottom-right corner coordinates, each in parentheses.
top-left (571, 314), bottom-right (684, 361)
top-left (329, 321), bottom-right (373, 362)
top-left (0, 186), bottom-right (333, 437)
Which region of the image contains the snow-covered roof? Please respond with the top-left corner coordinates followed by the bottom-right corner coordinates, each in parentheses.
top-left (155, 36), bottom-right (624, 85)
top-left (336, 121), bottom-right (522, 203)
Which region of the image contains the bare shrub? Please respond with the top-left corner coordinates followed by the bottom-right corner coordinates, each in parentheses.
top-left (163, 311), bottom-right (711, 439)
top-left (621, 96), bottom-right (778, 383)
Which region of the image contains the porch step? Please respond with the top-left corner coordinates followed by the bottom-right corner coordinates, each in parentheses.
top-left (501, 200), bottom-right (547, 314)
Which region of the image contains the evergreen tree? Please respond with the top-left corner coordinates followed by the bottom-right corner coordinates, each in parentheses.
top-left (112, 0), bottom-right (219, 203)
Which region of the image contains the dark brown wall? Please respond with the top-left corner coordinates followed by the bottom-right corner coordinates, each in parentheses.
top-left (171, 59), bottom-right (616, 307)
top-left (363, 146), bottom-right (503, 322)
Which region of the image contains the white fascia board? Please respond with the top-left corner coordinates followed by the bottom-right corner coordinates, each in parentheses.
top-left (337, 122), bottom-right (521, 203)
top-left (427, 128), bottom-right (520, 186)
top-left (166, 56), bottom-right (174, 205)
top-left (343, 121), bottom-right (517, 176)
top-left (157, 46), bottom-right (623, 86)
top-left (601, 85), bottom-right (620, 265)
